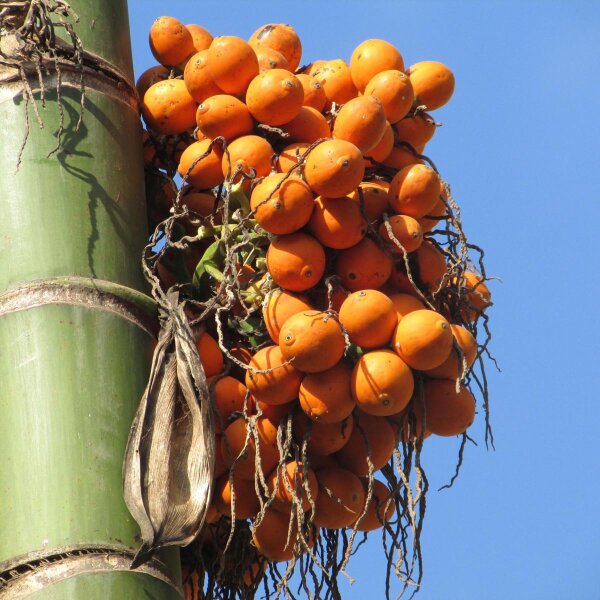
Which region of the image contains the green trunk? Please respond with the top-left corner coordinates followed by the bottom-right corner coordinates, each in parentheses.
top-left (0, 1), bottom-right (181, 598)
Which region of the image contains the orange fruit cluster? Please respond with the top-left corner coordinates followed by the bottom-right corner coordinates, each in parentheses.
top-left (138, 15), bottom-right (492, 594)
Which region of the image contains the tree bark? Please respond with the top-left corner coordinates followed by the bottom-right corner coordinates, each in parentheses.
top-left (0, 1), bottom-right (181, 597)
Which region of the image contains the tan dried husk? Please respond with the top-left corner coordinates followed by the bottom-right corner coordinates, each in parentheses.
top-left (123, 290), bottom-right (214, 567)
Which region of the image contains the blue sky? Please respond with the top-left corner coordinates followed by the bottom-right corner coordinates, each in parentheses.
top-left (129, 2), bottom-right (600, 598)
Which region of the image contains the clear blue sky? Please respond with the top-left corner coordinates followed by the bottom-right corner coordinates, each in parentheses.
top-left (128, 2), bottom-right (600, 598)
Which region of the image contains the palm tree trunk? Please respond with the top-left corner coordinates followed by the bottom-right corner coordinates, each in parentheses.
top-left (0, 1), bottom-right (181, 597)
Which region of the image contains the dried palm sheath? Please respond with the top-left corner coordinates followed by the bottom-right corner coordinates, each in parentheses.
top-left (124, 290), bottom-right (215, 568)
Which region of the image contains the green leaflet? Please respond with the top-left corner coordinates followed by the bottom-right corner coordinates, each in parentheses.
top-left (192, 240), bottom-right (223, 286)
top-left (204, 263), bottom-right (223, 282)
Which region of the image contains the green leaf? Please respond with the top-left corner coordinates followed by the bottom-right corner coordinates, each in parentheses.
top-left (227, 181), bottom-right (251, 215)
top-left (237, 319), bottom-right (254, 333)
top-left (192, 240), bottom-right (222, 286)
top-left (197, 224), bottom-right (216, 239)
top-left (204, 262), bottom-right (223, 282)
